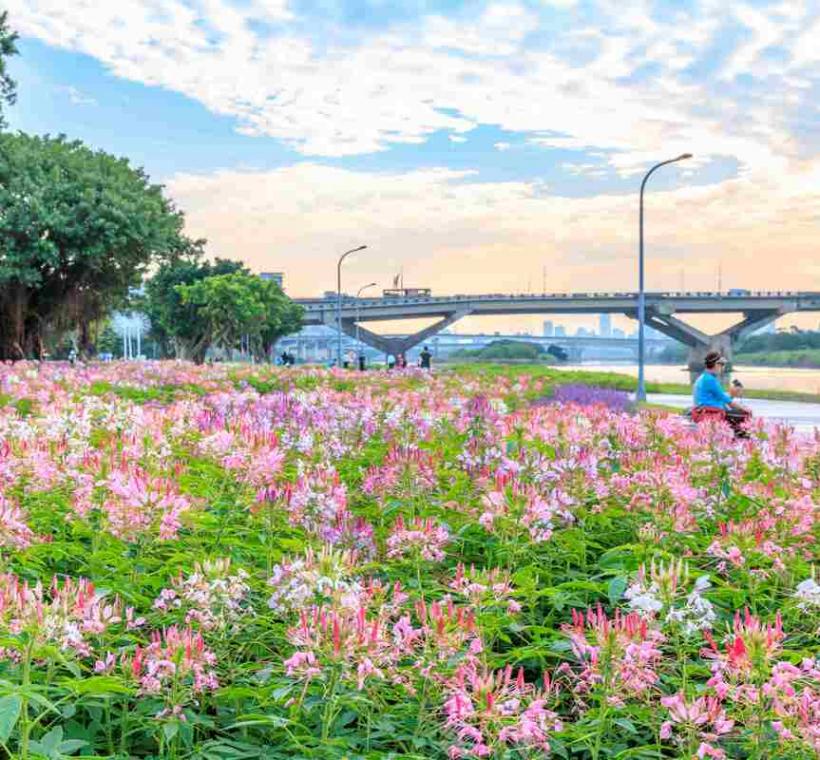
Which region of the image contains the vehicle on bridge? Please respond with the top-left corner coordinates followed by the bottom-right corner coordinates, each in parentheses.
top-left (383, 287), bottom-right (431, 298)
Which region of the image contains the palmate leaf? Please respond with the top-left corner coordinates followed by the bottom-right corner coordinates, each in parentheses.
top-left (0, 694), bottom-right (21, 741)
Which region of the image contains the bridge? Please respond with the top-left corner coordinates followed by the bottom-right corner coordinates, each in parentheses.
top-left (297, 290), bottom-right (820, 373)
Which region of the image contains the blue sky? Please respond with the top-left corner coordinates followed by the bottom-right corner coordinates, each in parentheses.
top-left (3, 0), bottom-right (820, 324)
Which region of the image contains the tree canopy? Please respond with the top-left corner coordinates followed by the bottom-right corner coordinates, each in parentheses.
top-left (176, 272), bottom-right (303, 363)
top-left (0, 133), bottom-right (194, 359)
top-left (144, 257), bottom-right (245, 361)
top-left (451, 339), bottom-right (552, 362)
top-left (0, 11), bottom-right (17, 127)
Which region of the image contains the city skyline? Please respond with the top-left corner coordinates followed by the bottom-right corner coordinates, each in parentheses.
top-left (5, 1), bottom-right (819, 333)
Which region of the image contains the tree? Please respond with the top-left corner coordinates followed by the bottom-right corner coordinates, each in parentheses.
top-left (176, 272), bottom-right (303, 363)
top-left (0, 133), bottom-right (193, 359)
top-left (0, 12), bottom-right (17, 128)
top-left (144, 257), bottom-right (243, 360)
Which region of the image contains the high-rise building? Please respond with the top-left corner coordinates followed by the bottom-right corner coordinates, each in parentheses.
top-left (554, 325), bottom-right (566, 337)
top-left (598, 313), bottom-right (612, 337)
top-left (260, 272), bottom-right (284, 288)
top-left (543, 320), bottom-right (554, 337)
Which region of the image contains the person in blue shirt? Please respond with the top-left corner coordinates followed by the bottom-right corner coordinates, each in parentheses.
top-left (692, 351), bottom-right (751, 436)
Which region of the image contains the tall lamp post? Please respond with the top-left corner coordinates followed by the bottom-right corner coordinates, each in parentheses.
top-left (637, 153), bottom-right (692, 402)
top-left (355, 282), bottom-right (378, 355)
top-left (337, 245), bottom-right (368, 367)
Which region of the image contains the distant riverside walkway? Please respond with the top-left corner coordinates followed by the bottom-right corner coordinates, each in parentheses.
top-left (649, 393), bottom-right (820, 433)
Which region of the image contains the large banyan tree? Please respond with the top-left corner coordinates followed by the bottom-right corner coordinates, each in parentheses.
top-left (0, 133), bottom-right (192, 359)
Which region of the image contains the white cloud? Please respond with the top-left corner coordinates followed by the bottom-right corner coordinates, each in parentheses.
top-left (62, 85), bottom-right (97, 105)
top-left (6, 0), bottom-right (819, 173)
top-left (449, 135), bottom-right (467, 143)
top-left (494, 141), bottom-right (511, 151)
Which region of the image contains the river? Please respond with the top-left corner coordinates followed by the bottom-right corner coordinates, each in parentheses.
top-left (560, 363), bottom-right (820, 395)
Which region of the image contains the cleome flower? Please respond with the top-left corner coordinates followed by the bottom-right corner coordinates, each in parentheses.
top-left (443, 663), bottom-right (562, 759)
top-left (268, 545), bottom-right (363, 615)
top-left (153, 558), bottom-right (252, 631)
top-left (387, 515), bottom-right (450, 563)
top-left (562, 605), bottom-right (665, 704)
top-left (0, 573), bottom-right (134, 659)
top-left (0, 494), bottom-right (37, 551)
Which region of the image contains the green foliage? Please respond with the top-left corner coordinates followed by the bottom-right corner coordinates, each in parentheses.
top-left (450, 339), bottom-right (554, 362)
top-left (739, 329), bottom-right (820, 354)
top-left (736, 348), bottom-right (820, 369)
top-left (176, 271), bottom-right (303, 362)
top-left (0, 11), bottom-right (17, 127)
top-left (144, 257), bottom-right (244, 360)
top-left (0, 133), bottom-right (194, 359)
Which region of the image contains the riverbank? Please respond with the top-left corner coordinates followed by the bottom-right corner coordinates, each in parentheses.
top-left (736, 349), bottom-right (820, 369)
top-left (441, 363), bottom-right (820, 404)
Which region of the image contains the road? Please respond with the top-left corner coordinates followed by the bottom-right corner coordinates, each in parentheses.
top-left (648, 394), bottom-right (820, 433)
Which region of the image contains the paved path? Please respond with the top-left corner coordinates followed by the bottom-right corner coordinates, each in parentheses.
top-left (648, 394), bottom-right (820, 433)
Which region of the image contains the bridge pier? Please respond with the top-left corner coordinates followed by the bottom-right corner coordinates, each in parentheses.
top-left (328, 310), bottom-right (473, 360)
top-left (636, 308), bottom-right (782, 383)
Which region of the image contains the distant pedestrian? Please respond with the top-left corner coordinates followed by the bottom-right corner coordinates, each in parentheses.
top-left (68, 348), bottom-right (77, 367)
top-left (419, 346), bottom-right (432, 370)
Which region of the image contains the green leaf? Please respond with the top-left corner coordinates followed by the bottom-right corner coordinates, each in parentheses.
top-left (608, 576), bottom-right (628, 605)
top-left (163, 721), bottom-right (180, 742)
top-left (0, 694), bottom-right (21, 741)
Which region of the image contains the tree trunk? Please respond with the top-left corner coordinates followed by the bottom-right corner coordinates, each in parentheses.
top-left (0, 285), bottom-right (28, 361)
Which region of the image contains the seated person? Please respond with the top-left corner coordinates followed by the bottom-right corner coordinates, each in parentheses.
top-left (692, 351), bottom-right (751, 436)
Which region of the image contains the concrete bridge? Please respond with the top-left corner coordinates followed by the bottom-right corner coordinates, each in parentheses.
top-left (298, 290), bottom-right (820, 372)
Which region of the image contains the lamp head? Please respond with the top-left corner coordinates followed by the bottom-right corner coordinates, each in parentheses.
top-left (678, 153), bottom-right (693, 160)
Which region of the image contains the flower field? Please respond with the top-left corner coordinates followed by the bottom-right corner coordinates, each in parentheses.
top-left (0, 361), bottom-right (817, 759)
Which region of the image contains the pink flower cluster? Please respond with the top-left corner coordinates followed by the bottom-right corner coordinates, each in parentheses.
top-left (101, 465), bottom-right (194, 542)
top-left (105, 626), bottom-right (219, 717)
top-left (154, 558), bottom-right (252, 631)
top-left (0, 573), bottom-right (136, 658)
top-left (449, 563), bottom-right (520, 614)
top-left (444, 664), bottom-right (562, 758)
top-left (562, 606), bottom-right (665, 703)
top-left (0, 495), bottom-right (36, 550)
top-left (362, 444), bottom-right (437, 498)
top-left (386, 515), bottom-right (450, 562)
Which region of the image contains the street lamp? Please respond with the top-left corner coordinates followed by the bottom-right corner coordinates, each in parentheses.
top-left (637, 153), bottom-right (692, 403)
top-left (355, 282), bottom-right (378, 355)
top-left (337, 245), bottom-right (368, 367)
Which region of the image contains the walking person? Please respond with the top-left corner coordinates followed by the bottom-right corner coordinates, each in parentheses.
top-left (419, 345), bottom-right (432, 370)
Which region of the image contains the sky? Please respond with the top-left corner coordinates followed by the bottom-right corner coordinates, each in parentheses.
top-left (5, 0), bottom-right (820, 334)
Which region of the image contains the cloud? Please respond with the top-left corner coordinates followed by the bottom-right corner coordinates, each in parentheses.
top-left (6, 0), bottom-right (820, 174)
top-left (166, 162), bottom-right (820, 316)
top-left (62, 85), bottom-right (97, 106)
top-left (448, 135), bottom-right (467, 143)
top-left (493, 141), bottom-right (511, 151)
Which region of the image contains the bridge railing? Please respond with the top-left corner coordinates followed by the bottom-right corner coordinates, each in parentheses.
top-left (302, 290), bottom-right (814, 309)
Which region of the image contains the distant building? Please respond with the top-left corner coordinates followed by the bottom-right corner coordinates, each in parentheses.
top-left (612, 327), bottom-right (625, 339)
top-left (554, 325), bottom-right (566, 337)
top-left (576, 327), bottom-right (591, 337)
top-left (598, 314), bottom-right (612, 338)
top-left (260, 272), bottom-right (284, 288)
top-left (543, 320), bottom-right (554, 337)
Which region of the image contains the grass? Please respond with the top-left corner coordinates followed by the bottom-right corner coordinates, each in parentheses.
top-left (736, 348), bottom-right (820, 369)
top-left (440, 363), bottom-right (820, 404)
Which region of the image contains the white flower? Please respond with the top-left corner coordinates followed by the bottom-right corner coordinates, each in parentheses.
top-left (624, 582), bottom-right (663, 616)
top-left (795, 578), bottom-right (820, 610)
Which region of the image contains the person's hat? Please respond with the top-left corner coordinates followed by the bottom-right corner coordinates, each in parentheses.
top-left (704, 350), bottom-right (727, 368)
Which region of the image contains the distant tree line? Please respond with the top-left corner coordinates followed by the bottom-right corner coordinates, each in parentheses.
top-left (0, 14), bottom-right (302, 362)
top-left (451, 339), bottom-right (556, 362)
top-left (738, 329), bottom-right (820, 354)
